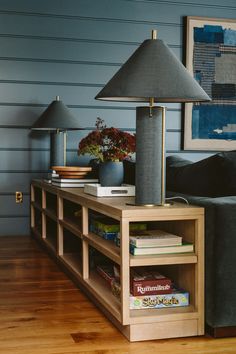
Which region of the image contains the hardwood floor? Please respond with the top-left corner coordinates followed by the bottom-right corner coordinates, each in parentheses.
top-left (1, 236), bottom-right (236, 354)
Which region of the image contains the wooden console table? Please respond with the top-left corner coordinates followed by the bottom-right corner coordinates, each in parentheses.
top-left (31, 180), bottom-right (204, 342)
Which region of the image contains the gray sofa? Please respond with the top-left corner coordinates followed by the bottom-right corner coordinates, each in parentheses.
top-left (166, 152), bottom-right (236, 337)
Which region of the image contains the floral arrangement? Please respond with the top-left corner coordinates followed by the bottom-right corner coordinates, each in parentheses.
top-left (78, 118), bottom-right (135, 162)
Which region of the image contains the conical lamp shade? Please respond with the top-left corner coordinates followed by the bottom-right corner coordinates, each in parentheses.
top-left (32, 97), bottom-right (81, 130)
top-left (96, 39), bottom-right (210, 103)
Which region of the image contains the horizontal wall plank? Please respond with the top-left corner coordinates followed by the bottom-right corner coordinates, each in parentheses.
top-left (0, 0), bottom-right (235, 24)
top-left (0, 105), bottom-right (181, 130)
top-left (0, 149), bottom-right (108, 170)
top-left (0, 173), bottom-right (46, 193)
top-left (0, 127), bottom-right (181, 151)
top-left (0, 195), bottom-right (30, 216)
top-left (0, 128), bottom-right (49, 149)
top-left (0, 83), bottom-right (181, 110)
top-left (0, 37), bottom-right (182, 64)
top-left (0, 151), bottom-right (50, 170)
top-left (0, 61), bottom-right (121, 86)
top-left (0, 105), bottom-right (42, 127)
top-left (0, 13), bottom-right (182, 45)
top-left (0, 217), bottom-right (29, 236)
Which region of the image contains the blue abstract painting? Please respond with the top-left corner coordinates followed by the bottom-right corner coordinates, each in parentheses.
top-left (184, 17), bottom-right (236, 151)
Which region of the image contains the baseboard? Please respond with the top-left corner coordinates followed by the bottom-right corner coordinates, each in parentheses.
top-left (206, 324), bottom-right (236, 338)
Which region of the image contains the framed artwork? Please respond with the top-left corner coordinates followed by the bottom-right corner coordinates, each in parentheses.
top-left (184, 16), bottom-right (236, 151)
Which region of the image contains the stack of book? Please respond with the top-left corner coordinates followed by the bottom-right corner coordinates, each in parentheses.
top-left (90, 215), bottom-right (147, 241)
top-left (51, 177), bottom-right (98, 188)
top-left (116, 229), bottom-right (194, 255)
top-left (96, 264), bottom-right (189, 309)
top-left (50, 166), bottom-right (98, 188)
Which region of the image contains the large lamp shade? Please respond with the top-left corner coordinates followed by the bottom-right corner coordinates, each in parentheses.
top-left (96, 32), bottom-right (210, 205)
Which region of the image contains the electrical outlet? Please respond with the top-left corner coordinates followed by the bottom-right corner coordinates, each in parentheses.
top-left (15, 191), bottom-right (23, 203)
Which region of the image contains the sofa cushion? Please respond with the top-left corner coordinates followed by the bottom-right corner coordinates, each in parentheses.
top-left (123, 159), bottom-right (135, 185)
top-left (218, 151), bottom-right (236, 196)
top-left (166, 151), bottom-right (236, 197)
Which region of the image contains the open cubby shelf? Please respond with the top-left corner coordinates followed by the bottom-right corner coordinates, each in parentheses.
top-left (31, 180), bottom-right (204, 342)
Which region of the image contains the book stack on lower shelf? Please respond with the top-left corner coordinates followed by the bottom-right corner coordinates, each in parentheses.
top-left (116, 229), bottom-right (194, 255)
top-left (96, 264), bottom-right (189, 310)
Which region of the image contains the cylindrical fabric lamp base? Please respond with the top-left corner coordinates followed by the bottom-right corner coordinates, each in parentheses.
top-left (135, 106), bottom-right (165, 205)
top-left (50, 131), bottom-right (66, 167)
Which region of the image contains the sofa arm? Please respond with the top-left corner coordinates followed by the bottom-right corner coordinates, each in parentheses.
top-left (167, 192), bottom-right (236, 328)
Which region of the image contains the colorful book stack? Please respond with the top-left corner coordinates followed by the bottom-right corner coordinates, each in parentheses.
top-left (116, 229), bottom-right (194, 255)
top-left (96, 264), bottom-right (189, 310)
top-left (90, 215), bottom-right (147, 241)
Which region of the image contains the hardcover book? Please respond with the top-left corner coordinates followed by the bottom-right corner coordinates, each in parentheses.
top-left (129, 230), bottom-right (182, 248)
top-left (130, 242), bottom-right (194, 256)
top-left (52, 178), bottom-right (98, 188)
top-left (52, 178), bottom-right (98, 183)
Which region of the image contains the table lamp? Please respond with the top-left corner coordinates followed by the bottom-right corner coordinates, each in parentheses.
top-left (32, 96), bottom-right (82, 167)
top-left (95, 30), bottom-right (210, 206)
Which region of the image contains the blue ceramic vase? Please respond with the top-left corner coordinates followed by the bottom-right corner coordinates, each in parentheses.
top-left (99, 161), bottom-right (124, 186)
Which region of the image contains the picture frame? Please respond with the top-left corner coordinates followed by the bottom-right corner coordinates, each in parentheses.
top-left (184, 16), bottom-right (236, 151)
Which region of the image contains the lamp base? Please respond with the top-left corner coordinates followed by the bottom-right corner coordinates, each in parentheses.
top-left (135, 106), bottom-right (166, 206)
top-left (50, 131), bottom-right (66, 167)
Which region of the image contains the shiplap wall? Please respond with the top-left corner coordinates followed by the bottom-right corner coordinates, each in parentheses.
top-left (0, 0), bottom-right (235, 235)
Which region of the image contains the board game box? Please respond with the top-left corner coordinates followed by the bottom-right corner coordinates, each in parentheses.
top-left (129, 289), bottom-right (189, 309)
top-left (130, 268), bottom-right (172, 296)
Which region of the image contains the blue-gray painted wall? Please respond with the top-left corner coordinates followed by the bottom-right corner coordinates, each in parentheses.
top-left (0, 0), bottom-right (235, 235)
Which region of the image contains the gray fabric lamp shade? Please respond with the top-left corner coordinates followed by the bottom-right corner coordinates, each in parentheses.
top-left (95, 34), bottom-right (210, 205)
top-left (31, 96), bottom-right (82, 167)
top-left (32, 96), bottom-right (81, 130)
top-left (95, 39), bottom-right (210, 103)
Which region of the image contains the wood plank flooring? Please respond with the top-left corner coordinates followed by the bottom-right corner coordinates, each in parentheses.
top-left (1, 235), bottom-right (236, 354)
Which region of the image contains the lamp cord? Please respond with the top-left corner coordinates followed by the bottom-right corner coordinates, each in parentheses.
top-left (165, 196), bottom-right (189, 205)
